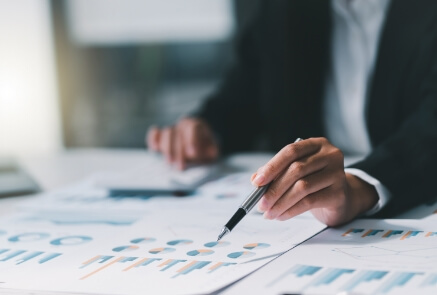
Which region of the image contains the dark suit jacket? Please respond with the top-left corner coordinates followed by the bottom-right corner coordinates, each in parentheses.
top-left (196, 0), bottom-right (437, 217)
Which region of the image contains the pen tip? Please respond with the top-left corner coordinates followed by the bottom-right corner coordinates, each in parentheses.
top-left (217, 227), bottom-right (229, 242)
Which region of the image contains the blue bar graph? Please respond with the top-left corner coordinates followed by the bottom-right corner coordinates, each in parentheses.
top-left (81, 255), bottom-right (114, 269)
top-left (382, 230), bottom-right (403, 238)
top-left (0, 250), bottom-right (26, 261)
top-left (376, 272), bottom-right (422, 293)
top-left (173, 261), bottom-right (211, 278)
top-left (0, 249), bottom-right (62, 265)
top-left (342, 229), bottom-right (365, 236)
top-left (134, 257), bottom-right (161, 268)
top-left (307, 268), bottom-right (355, 288)
top-left (38, 253), bottom-right (62, 264)
top-left (342, 270), bottom-right (388, 291)
top-left (401, 231), bottom-right (423, 240)
top-left (208, 262), bottom-right (236, 274)
top-left (421, 273), bottom-right (437, 288)
top-left (16, 251), bottom-right (44, 264)
top-left (119, 257), bottom-right (137, 263)
top-left (362, 230), bottom-right (384, 237)
top-left (267, 264), bottom-right (322, 287)
top-left (159, 259), bottom-right (187, 271)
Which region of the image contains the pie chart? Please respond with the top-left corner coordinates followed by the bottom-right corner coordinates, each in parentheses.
top-left (167, 239), bottom-right (193, 246)
top-left (243, 243), bottom-right (270, 250)
top-left (112, 245), bottom-right (139, 252)
top-left (130, 237), bottom-right (156, 244)
top-left (186, 249), bottom-right (214, 256)
top-left (227, 251), bottom-right (255, 259)
top-left (149, 247), bottom-right (176, 254)
top-left (204, 241), bottom-right (230, 248)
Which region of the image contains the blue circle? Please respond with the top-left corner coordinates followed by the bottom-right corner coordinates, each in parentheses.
top-left (50, 236), bottom-right (92, 246)
top-left (204, 241), bottom-right (231, 248)
top-left (167, 239), bottom-right (193, 246)
top-left (131, 237), bottom-right (156, 244)
top-left (227, 251), bottom-right (255, 259)
top-left (8, 233), bottom-right (50, 242)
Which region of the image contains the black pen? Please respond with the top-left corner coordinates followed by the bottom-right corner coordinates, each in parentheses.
top-left (217, 138), bottom-right (303, 241)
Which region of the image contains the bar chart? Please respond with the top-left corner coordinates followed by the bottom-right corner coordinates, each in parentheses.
top-left (342, 228), bottom-right (437, 240)
top-left (79, 254), bottom-right (237, 280)
top-left (0, 248), bottom-right (62, 265)
top-left (265, 264), bottom-right (432, 294)
top-left (375, 272), bottom-right (423, 293)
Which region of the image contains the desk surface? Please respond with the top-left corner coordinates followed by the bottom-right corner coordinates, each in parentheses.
top-left (0, 149), bottom-right (435, 295)
top-left (0, 149), bottom-right (273, 216)
top-left (1, 149), bottom-right (425, 218)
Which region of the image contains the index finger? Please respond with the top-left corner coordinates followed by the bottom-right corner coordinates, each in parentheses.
top-left (146, 126), bottom-right (161, 151)
top-left (252, 138), bottom-right (321, 186)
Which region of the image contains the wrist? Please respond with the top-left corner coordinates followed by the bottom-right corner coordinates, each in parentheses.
top-left (345, 173), bottom-right (379, 217)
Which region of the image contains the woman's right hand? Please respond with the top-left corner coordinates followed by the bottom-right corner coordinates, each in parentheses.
top-left (146, 118), bottom-right (219, 170)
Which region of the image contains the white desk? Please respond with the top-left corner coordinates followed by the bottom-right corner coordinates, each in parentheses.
top-left (0, 149), bottom-right (434, 295)
top-left (2, 149), bottom-right (428, 218)
top-left (0, 149), bottom-right (273, 216)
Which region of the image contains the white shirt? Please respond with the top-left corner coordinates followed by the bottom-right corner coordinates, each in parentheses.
top-left (324, 0), bottom-right (392, 215)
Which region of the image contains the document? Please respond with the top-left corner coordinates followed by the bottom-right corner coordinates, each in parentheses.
top-left (95, 154), bottom-right (220, 195)
top-left (0, 172), bottom-right (325, 295)
top-left (223, 218), bottom-right (437, 295)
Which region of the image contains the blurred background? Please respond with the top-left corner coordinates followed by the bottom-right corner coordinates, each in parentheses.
top-left (0, 0), bottom-right (260, 157)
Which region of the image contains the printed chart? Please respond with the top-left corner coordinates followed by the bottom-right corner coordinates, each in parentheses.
top-left (223, 219), bottom-right (437, 295)
top-left (0, 180), bottom-right (326, 295)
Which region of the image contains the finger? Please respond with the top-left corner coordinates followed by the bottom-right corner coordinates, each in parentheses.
top-left (186, 121), bottom-right (218, 162)
top-left (146, 126), bottom-right (161, 151)
top-left (252, 138), bottom-right (322, 186)
top-left (175, 126), bottom-right (187, 170)
top-left (251, 173), bottom-right (257, 182)
top-left (264, 168), bottom-right (339, 219)
top-left (276, 185), bottom-right (336, 221)
top-left (203, 140), bottom-right (218, 161)
top-left (258, 153), bottom-right (330, 212)
top-left (185, 121), bottom-right (204, 159)
top-left (160, 127), bottom-right (175, 163)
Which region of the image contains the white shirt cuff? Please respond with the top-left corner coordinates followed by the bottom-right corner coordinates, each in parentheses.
top-left (345, 168), bottom-right (391, 216)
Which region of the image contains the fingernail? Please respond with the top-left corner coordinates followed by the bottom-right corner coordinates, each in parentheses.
top-left (263, 211), bottom-right (274, 220)
top-left (258, 197), bottom-right (268, 212)
top-left (276, 215), bottom-right (285, 221)
top-left (252, 173), bottom-right (265, 186)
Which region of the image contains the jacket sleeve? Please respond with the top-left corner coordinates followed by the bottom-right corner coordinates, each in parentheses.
top-left (350, 45), bottom-right (437, 217)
